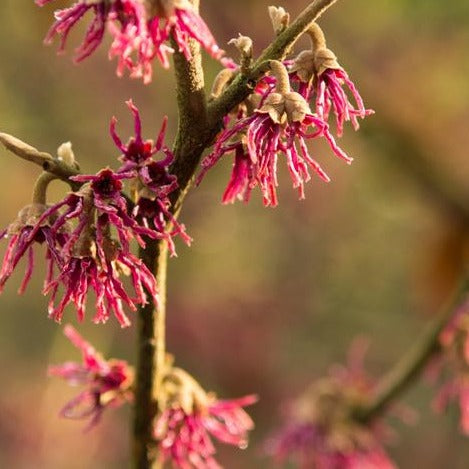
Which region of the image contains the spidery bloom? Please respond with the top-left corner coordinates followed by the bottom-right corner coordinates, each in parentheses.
top-left (200, 60), bottom-right (350, 207)
top-left (49, 324), bottom-right (133, 429)
top-left (147, 0), bottom-right (224, 61)
top-left (289, 23), bottom-right (373, 136)
top-left (431, 295), bottom-right (469, 435)
top-left (266, 341), bottom-right (400, 469)
top-left (111, 100), bottom-right (191, 256)
top-left (154, 365), bottom-right (257, 468)
top-left (37, 0), bottom-right (225, 83)
top-left (30, 168), bottom-right (159, 326)
top-left (0, 173), bottom-right (68, 294)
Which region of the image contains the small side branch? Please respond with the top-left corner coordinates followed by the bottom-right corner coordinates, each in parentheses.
top-left (207, 0), bottom-right (339, 126)
top-left (0, 132), bottom-right (80, 185)
top-left (355, 272), bottom-right (469, 423)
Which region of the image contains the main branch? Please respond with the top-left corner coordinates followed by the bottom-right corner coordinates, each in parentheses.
top-left (132, 1), bottom-right (342, 468)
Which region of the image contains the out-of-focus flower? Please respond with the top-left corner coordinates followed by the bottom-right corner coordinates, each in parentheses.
top-left (199, 60), bottom-right (350, 207)
top-left (266, 341), bottom-right (399, 469)
top-left (111, 101), bottom-right (191, 256)
top-left (49, 324), bottom-right (133, 429)
top-left (431, 295), bottom-right (469, 435)
top-left (154, 365), bottom-right (257, 468)
top-left (289, 23), bottom-right (373, 136)
top-left (37, 0), bottom-right (225, 83)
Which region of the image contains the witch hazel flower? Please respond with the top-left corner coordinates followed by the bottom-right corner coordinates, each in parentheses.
top-left (111, 100), bottom-right (191, 256)
top-left (154, 364), bottom-right (257, 468)
top-left (30, 168), bottom-right (159, 326)
top-left (0, 172), bottom-right (68, 294)
top-left (147, 0), bottom-right (224, 62)
top-left (37, 0), bottom-right (167, 83)
top-left (266, 342), bottom-right (399, 469)
top-left (200, 60), bottom-right (351, 207)
top-left (289, 23), bottom-right (373, 137)
top-left (49, 324), bottom-right (133, 429)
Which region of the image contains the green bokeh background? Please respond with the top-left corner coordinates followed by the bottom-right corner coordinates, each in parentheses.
top-left (0, 1), bottom-right (468, 468)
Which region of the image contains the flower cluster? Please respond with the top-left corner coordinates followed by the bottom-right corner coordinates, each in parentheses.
top-left (0, 102), bottom-right (187, 327)
top-left (199, 20), bottom-right (372, 206)
top-left (36, 0), bottom-right (224, 83)
top-left (266, 342), bottom-right (399, 469)
top-left (49, 325), bottom-right (133, 429)
top-left (431, 295), bottom-right (469, 435)
top-left (154, 365), bottom-right (257, 468)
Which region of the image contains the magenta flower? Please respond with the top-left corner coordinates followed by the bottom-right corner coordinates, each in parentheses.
top-left (0, 203), bottom-right (68, 294)
top-left (154, 366), bottom-right (257, 468)
top-left (200, 60), bottom-right (350, 207)
top-left (49, 324), bottom-right (133, 429)
top-left (27, 169), bottom-right (159, 326)
top-left (289, 23), bottom-right (373, 136)
top-left (111, 100), bottom-right (191, 256)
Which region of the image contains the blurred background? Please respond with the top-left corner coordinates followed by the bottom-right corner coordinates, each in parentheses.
top-left (0, 0), bottom-right (468, 467)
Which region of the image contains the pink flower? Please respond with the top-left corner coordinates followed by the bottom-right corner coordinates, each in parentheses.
top-left (199, 61), bottom-right (350, 207)
top-left (289, 23), bottom-right (373, 136)
top-left (111, 100), bottom-right (191, 256)
top-left (268, 423), bottom-right (397, 469)
top-left (0, 203), bottom-right (68, 294)
top-left (154, 366), bottom-right (257, 468)
top-left (37, 0), bottom-right (225, 83)
top-left (49, 324), bottom-right (133, 429)
top-left (107, 1), bottom-right (173, 84)
top-left (431, 295), bottom-right (469, 435)
top-left (148, 0), bottom-right (224, 62)
top-left (433, 376), bottom-right (469, 435)
top-left (266, 341), bottom-right (399, 469)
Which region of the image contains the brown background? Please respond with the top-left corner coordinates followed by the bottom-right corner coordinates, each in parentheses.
top-left (0, 0), bottom-right (468, 467)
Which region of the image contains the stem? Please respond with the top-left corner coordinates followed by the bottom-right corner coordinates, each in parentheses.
top-left (133, 239), bottom-right (169, 469)
top-left (306, 22), bottom-right (327, 51)
top-left (32, 172), bottom-right (57, 205)
top-left (355, 272), bottom-right (469, 422)
top-left (0, 132), bottom-right (80, 186)
top-left (133, 1), bottom-right (204, 466)
top-left (269, 60), bottom-right (291, 94)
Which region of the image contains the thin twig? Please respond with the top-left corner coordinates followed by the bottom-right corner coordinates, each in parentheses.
top-left (355, 272), bottom-right (469, 423)
top-left (0, 132), bottom-right (80, 185)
